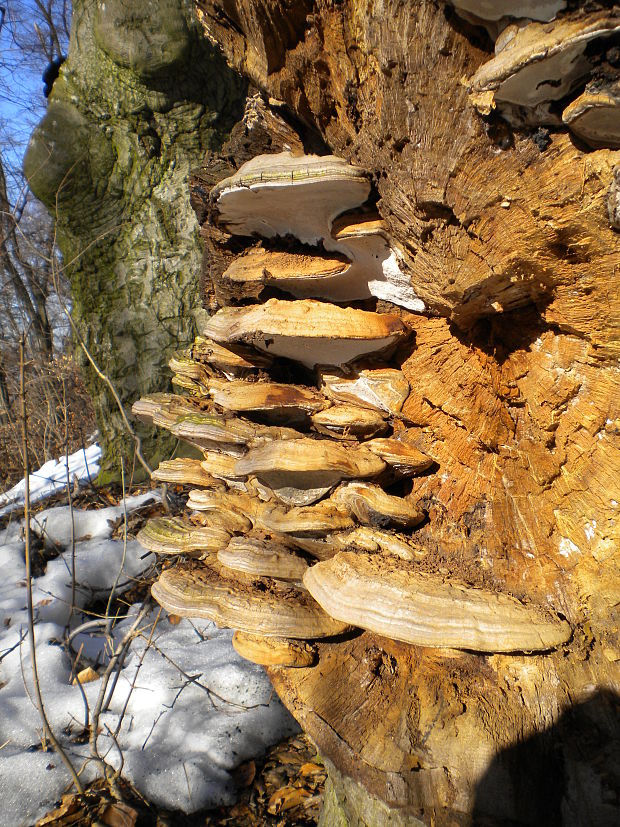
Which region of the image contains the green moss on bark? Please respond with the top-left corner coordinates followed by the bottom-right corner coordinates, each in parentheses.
top-left (24, 0), bottom-right (246, 481)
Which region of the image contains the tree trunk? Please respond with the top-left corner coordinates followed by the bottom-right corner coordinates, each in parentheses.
top-left (24, 0), bottom-right (246, 481)
top-left (191, 2), bottom-right (620, 824)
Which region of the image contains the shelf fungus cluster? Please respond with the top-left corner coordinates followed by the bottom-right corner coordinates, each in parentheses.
top-left (466, 6), bottom-right (620, 149)
top-left (135, 152), bottom-right (571, 666)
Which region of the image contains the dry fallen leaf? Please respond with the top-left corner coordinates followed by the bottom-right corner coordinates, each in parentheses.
top-left (72, 666), bottom-right (99, 685)
top-left (167, 613), bottom-right (182, 625)
top-left (299, 762), bottom-right (324, 777)
top-left (35, 794), bottom-right (84, 826)
top-left (100, 801), bottom-right (138, 827)
top-left (267, 786), bottom-right (312, 814)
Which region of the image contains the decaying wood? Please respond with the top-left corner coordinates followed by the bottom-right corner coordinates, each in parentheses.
top-left (135, 1), bottom-right (620, 823)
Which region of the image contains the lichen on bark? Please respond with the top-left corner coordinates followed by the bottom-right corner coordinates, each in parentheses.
top-left (24, 0), bottom-right (246, 481)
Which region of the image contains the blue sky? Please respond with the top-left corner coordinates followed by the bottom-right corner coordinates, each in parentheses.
top-left (0, 1), bottom-right (70, 197)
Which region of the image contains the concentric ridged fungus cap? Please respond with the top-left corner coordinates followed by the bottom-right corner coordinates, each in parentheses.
top-left (191, 336), bottom-right (273, 375)
top-left (204, 299), bottom-right (409, 368)
top-left (152, 565), bottom-right (351, 639)
top-left (211, 151), bottom-right (370, 245)
top-left (311, 404), bottom-right (388, 439)
top-left (218, 536), bottom-right (309, 581)
top-left (210, 379), bottom-right (326, 421)
top-left (137, 516), bottom-right (231, 556)
top-left (151, 458), bottom-right (223, 488)
top-left (303, 552), bottom-right (572, 652)
top-left (234, 437), bottom-right (386, 503)
top-left (257, 499), bottom-right (355, 537)
top-left (365, 438), bottom-right (433, 475)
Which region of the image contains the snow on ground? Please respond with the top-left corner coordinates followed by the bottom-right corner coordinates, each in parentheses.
top-left (0, 488), bottom-right (298, 826)
top-left (0, 444), bottom-right (102, 518)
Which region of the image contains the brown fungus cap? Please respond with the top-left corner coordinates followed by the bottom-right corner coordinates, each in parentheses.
top-left (234, 437), bottom-right (386, 504)
top-left (210, 379), bottom-right (326, 422)
top-left (151, 565), bottom-right (351, 639)
top-left (562, 77), bottom-right (620, 149)
top-left (137, 516), bottom-right (231, 556)
top-left (204, 298), bottom-right (409, 369)
top-left (221, 247), bottom-right (352, 301)
top-left (332, 527), bottom-right (428, 561)
top-left (232, 631), bottom-right (317, 668)
top-left (191, 336), bottom-right (273, 376)
top-left (257, 499), bottom-right (355, 537)
top-left (303, 552), bottom-right (572, 652)
top-left (365, 437), bottom-right (433, 476)
top-left (218, 535), bottom-right (309, 582)
top-left (311, 404), bottom-right (388, 440)
top-left (332, 482), bottom-right (425, 529)
top-left (151, 458), bottom-right (223, 488)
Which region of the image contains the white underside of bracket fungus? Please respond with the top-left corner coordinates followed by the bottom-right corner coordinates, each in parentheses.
top-left (204, 298), bottom-right (410, 369)
top-left (212, 151), bottom-right (370, 246)
top-left (470, 13), bottom-right (620, 119)
top-left (320, 366), bottom-right (410, 414)
top-left (450, 0), bottom-right (566, 22)
top-left (303, 552), bottom-right (572, 652)
top-left (214, 154), bottom-right (425, 312)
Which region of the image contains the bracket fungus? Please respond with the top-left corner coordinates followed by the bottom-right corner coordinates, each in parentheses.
top-left (204, 298), bottom-right (410, 369)
top-left (218, 536), bottom-right (309, 582)
top-left (310, 404), bottom-right (388, 439)
top-left (303, 553), bottom-right (572, 653)
top-left (137, 517), bottom-right (231, 556)
top-left (332, 482), bottom-right (425, 529)
top-left (211, 153), bottom-right (425, 311)
top-left (449, 1), bottom-right (566, 23)
top-left (208, 379), bottom-right (326, 423)
top-left (191, 336), bottom-right (273, 376)
top-left (232, 632), bottom-right (317, 668)
top-left (151, 458), bottom-right (222, 488)
top-left (365, 437), bottom-right (434, 476)
top-left (221, 247), bottom-right (352, 301)
top-left (151, 565), bottom-right (350, 639)
top-left (469, 12), bottom-right (620, 125)
top-left (211, 151), bottom-right (370, 246)
top-left (234, 438), bottom-right (387, 504)
top-left (135, 145), bottom-right (575, 727)
top-left (562, 77), bottom-right (620, 149)
top-left (319, 366), bottom-right (410, 415)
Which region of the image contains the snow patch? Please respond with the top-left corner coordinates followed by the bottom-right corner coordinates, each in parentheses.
top-left (0, 493), bottom-right (297, 825)
top-left (0, 444), bottom-right (101, 518)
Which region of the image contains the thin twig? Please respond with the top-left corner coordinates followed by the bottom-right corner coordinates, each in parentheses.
top-left (20, 334), bottom-right (84, 794)
top-left (104, 459), bottom-right (128, 636)
top-left (89, 602), bottom-right (151, 798)
top-left (62, 377), bottom-right (77, 623)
